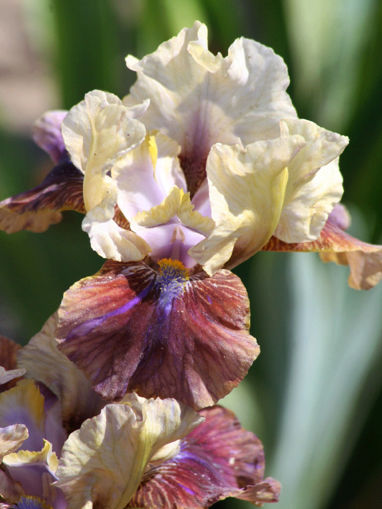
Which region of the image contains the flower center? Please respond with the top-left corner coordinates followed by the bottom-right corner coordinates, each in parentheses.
top-left (156, 258), bottom-right (189, 313)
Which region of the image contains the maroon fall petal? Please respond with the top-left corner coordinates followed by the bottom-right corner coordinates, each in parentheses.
top-left (262, 204), bottom-right (382, 290)
top-left (0, 162), bottom-right (84, 234)
top-left (128, 406), bottom-right (280, 508)
top-left (57, 260), bottom-right (259, 409)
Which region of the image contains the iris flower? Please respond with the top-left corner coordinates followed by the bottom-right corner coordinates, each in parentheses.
top-left (0, 322), bottom-right (280, 509)
top-left (0, 22), bottom-right (381, 409)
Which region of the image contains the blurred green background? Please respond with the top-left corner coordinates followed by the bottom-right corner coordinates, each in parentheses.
top-left (0, 1), bottom-right (381, 508)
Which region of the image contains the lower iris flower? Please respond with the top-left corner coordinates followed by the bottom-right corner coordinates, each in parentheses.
top-left (0, 324), bottom-right (280, 509)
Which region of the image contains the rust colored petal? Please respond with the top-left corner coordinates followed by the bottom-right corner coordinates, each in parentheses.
top-left (263, 205), bottom-right (382, 290)
top-left (129, 406), bottom-right (280, 508)
top-left (0, 335), bottom-right (20, 371)
top-left (57, 261), bottom-right (259, 409)
top-left (0, 162), bottom-right (84, 234)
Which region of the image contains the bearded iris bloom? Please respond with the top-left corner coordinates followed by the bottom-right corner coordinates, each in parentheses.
top-left (0, 324), bottom-right (280, 509)
top-left (0, 22), bottom-right (381, 409)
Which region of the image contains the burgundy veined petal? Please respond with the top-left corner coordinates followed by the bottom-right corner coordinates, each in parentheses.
top-left (262, 205), bottom-right (382, 290)
top-left (0, 162), bottom-right (84, 234)
top-left (128, 406), bottom-right (280, 508)
top-left (57, 260), bottom-right (259, 409)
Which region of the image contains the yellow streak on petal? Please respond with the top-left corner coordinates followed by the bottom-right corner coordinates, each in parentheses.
top-left (147, 134), bottom-right (158, 170)
top-left (191, 138), bottom-right (297, 273)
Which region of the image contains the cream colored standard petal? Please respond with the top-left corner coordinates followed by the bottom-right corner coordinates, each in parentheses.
top-left (18, 315), bottom-right (103, 429)
top-left (62, 89), bottom-right (146, 211)
top-left (0, 424), bottom-right (29, 458)
top-left (188, 35), bottom-right (297, 142)
top-left (190, 136), bottom-right (304, 273)
top-left (56, 397), bottom-right (201, 509)
top-left (276, 158), bottom-right (343, 242)
top-left (275, 118), bottom-right (348, 242)
top-left (125, 22), bottom-right (296, 160)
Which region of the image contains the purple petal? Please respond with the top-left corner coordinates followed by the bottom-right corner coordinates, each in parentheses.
top-left (32, 110), bottom-right (68, 164)
top-left (57, 260), bottom-right (259, 409)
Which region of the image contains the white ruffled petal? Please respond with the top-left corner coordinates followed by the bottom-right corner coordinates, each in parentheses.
top-left (62, 89), bottom-right (146, 212)
top-left (190, 135), bottom-right (304, 273)
top-left (275, 118), bottom-right (348, 242)
top-left (125, 21), bottom-right (296, 196)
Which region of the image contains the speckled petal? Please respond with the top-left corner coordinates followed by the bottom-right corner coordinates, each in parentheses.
top-left (0, 162), bottom-right (84, 234)
top-left (32, 110), bottom-right (68, 164)
top-left (56, 395), bottom-right (200, 509)
top-left (263, 205), bottom-right (382, 290)
top-left (57, 260), bottom-right (259, 409)
top-left (129, 406), bottom-right (280, 508)
top-left (18, 315), bottom-right (104, 433)
top-left (125, 21), bottom-right (296, 195)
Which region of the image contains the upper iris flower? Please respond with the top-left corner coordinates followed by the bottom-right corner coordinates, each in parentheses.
top-left (0, 322), bottom-right (281, 509)
top-left (0, 22), bottom-right (381, 408)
